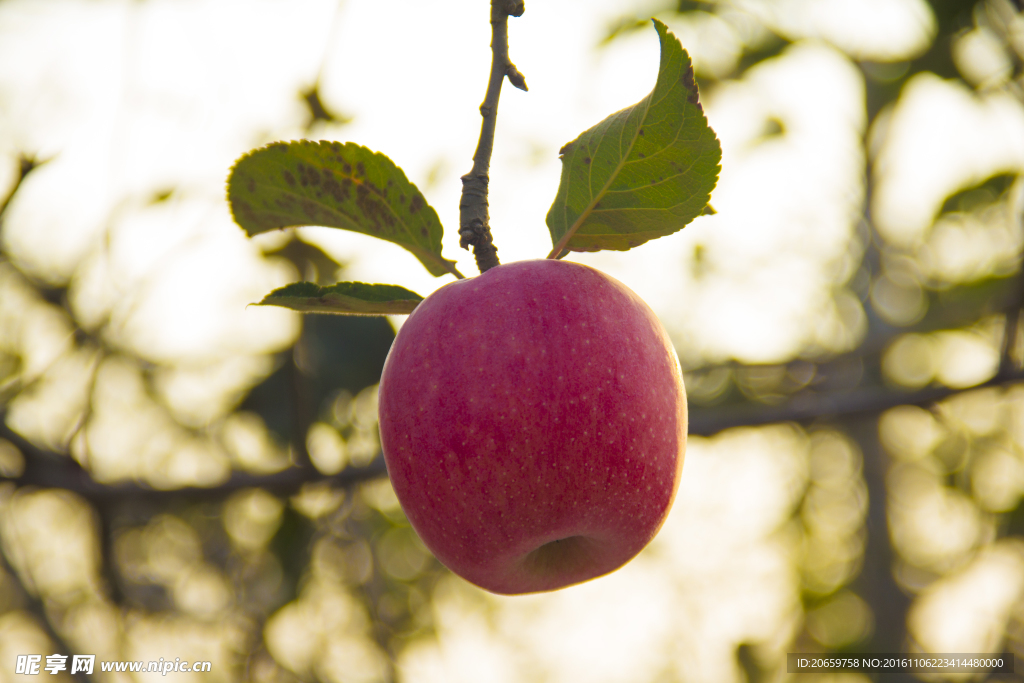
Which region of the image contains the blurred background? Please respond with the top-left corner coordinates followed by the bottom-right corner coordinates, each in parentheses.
top-left (1, 0), bottom-right (1023, 681)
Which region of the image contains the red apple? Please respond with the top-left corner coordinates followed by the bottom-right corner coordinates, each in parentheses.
top-left (377, 259), bottom-right (686, 594)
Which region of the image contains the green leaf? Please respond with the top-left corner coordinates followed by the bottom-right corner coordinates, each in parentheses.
top-left (545, 19), bottom-right (721, 257)
top-left (228, 140), bottom-right (463, 279)
top-left (256, 281), bottom-right (424, 316)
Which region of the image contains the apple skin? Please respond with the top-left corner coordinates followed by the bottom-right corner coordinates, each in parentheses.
top-left (377, 259), bottom-right (686, 595)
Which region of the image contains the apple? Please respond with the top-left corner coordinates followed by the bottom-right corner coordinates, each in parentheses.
top-left (377, 259), bottom-right (686, 594)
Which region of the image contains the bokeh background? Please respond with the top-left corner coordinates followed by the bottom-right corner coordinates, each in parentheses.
top-left (1, 0), bottom-right (1024, 681)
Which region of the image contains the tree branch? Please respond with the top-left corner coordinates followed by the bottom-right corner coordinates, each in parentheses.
top-left (0, 153), bottom-right (47, 224)
top-left (998, 259), bottom-right (1024, 377)
top-left (6, 366), bottom-right (1023, 499)
top-left (846, 415), bottom-right (914, 676)
top-left (459, 0), bottom-right (527, 274)
top-left (0, 535), bottom-right (92, 683)
top-left (0, 418), bottom-right (386, 503)
top-left (689, 367), bottom-right (1024, 436)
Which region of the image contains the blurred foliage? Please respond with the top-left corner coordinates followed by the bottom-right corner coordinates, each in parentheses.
top-left (0, 0), bottom-right (1023, 682)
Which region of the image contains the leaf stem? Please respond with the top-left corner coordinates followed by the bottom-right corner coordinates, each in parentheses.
top-left (459, 0), bottom-right (527, 274)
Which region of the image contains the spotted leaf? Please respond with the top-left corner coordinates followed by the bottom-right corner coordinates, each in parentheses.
top-left (228, 140), bottom-right (462, 278)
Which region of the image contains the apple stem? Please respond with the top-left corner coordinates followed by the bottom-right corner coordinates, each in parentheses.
top-left (459, 0), bottom-right (527, 274)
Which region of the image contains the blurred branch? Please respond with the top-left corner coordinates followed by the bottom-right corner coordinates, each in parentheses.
top-left (459, 0), bottom-right (527, 274)
top-left (0, 153), bottom-right (48, 224)
top-left (0, 539), bottom-right (91, 683)
top-left (846, 416), bottom-right (914, 677)
top-left (5, 367), bottom-right (1024, 496)
top-left (998, 193), bottom-right (1024, 375)
top-left (0, 417), bottom-right (386, 502)
top-left (93, 501), bottom-right (124, 606)
top-left (301, 84), bottom-right (352, 130)
top-left (300, 0), bottom-right (352, 132)
top-left (689, 367), bottom-right (1024, 436)
top-left (1000, 296), bottom-right (1023, 376)
top-left (287, 353), bottom-right (315, 471)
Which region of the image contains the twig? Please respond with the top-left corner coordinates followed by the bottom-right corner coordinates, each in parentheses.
top-left (301, 0), bottom-right (353, 131)
top-left (459, 0), bottom-right (527, 274)
top-left (0, 153), bottom-right (47, 224)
